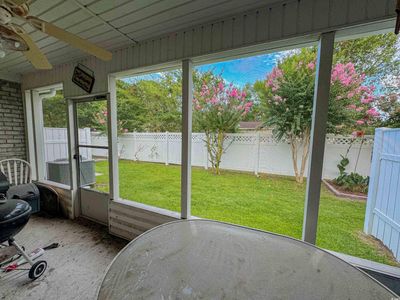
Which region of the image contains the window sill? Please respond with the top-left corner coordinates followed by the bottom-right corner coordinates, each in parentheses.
top-left (34, 180), bottom-right (71, 191)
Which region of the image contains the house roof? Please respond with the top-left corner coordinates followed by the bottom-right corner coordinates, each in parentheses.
top-left (239, 121), bottom-right (263, 129)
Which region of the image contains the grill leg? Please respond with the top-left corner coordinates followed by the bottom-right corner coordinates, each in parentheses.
top-left (8, 238), bottom-right (34, 266)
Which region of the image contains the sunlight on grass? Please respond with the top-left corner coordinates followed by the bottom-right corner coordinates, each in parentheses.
top-left (95, 160), bottom-right (397, 266)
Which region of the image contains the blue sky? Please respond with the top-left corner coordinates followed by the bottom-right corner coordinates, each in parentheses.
top-left (196, 53), bottom-right (282, 87)
top-left (124, 52), bottom-right (282, 86)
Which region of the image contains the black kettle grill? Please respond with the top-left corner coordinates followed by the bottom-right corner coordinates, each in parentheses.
top-left (0, 171), bottom-right (47, 280)
top-left (0, 170), bottom-right (32, 244)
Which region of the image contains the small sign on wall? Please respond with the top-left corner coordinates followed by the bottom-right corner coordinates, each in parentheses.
top-left (72, 64), bottom-right (95, 93)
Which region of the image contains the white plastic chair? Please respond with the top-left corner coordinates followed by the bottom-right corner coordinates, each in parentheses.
top-left (0, 159), bottom-right (31, 186)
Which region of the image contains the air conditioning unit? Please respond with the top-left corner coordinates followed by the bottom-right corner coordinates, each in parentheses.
top-left (47, 158), bottom-right (95, 186)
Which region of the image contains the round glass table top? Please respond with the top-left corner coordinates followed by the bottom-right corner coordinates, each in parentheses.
top-left (98, 220), bottom-right (396, 300)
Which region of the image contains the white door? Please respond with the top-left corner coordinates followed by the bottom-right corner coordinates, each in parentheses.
top-left (72, 94), bottom-right (112, 224)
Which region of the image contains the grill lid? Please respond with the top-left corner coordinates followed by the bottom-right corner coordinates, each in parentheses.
top-left (0, 198), bottom-right (31, 223)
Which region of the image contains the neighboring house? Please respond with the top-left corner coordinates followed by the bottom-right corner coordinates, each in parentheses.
top-left (238, 121), bottom-right (265, 132)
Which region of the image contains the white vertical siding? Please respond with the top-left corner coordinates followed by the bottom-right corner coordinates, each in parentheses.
top-left (22, 0), bottom-right (396, 96)
top-left (109, 200), bottom-right (179, 240)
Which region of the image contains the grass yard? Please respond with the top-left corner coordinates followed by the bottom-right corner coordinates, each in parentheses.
top-left (95, 160), bottom-right (397, 266)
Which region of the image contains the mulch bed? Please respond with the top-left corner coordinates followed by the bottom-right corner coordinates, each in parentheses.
top-left (323, 179), bottom-right (367, 201)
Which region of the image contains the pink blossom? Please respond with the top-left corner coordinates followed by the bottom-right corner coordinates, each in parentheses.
top-left (266, 67), bottom-right (283, 90)
top-left (356, 120), bottom-right (365, 125)
top-left (347, 104), bottom-right (357, 110)
top-left (307, 62), bottom-right (315, 70)
top-left (123, 128), bottom-right (128, 133)
top-left (331, 62), bottom-right (358, 86)
top-left (210, 96), bottom-right (219, 104)
top-left (356, 107), bottom-right (364, 112)
top-left (361, 96), bottom-right (374, 104)
top-left (366, 108), bottom-right (380, 117)
top-left (245, 102), bottom-right (253, 108)
top-left (218, 81), bottom-right (224, 91)
top-left (347, 91), bottom-right (355, 98)
top-left (229, 88), bottom-right (239, 98)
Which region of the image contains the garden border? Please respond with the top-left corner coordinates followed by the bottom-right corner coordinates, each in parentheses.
top-left (322, 179), bottom-right (367, 201)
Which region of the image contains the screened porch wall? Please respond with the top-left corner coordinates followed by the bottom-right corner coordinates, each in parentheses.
top-left (21, 0), bottom-right (396, 97)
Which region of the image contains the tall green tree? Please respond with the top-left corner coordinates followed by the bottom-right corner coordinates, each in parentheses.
top-left (193, 70), bottom-right (253, 174)
top-left (262, 48), bottom-right (378, 183)
top-left (116, 71), bottom-right (182, 132)
top-left (334, 33), bottom-right (399, 78)
top-left (42, 91), bottom-right (67, 128)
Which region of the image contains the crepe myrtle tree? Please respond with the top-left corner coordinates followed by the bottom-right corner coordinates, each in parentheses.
top-left (263, 48), bottom-right (378, 183)
top-left (193, 71), bottom-right (253, 175)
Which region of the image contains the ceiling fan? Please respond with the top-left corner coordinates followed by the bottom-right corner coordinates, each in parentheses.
top-left (0, 0), bottom-right (112, 70)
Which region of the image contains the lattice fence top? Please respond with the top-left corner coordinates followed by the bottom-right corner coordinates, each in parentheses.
top-left (93, 131), bottom-right (374, 145)
top-left (168, 133), bottom-right (182, 142)
top-left (224, 134), bottom-right (256, 144)
top-left (192, 133), bottom-right (205, 143)
top-left (325, 134), bottom-right (374, 145)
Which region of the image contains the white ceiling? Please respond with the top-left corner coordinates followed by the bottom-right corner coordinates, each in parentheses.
top-left (0, 0), bottom-right (274, 78)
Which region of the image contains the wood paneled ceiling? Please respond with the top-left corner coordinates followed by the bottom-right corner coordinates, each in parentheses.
top-left (0, 0), bottom-right (273, 78)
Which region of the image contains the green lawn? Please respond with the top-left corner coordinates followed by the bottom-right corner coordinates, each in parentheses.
top-left (95, 160), bottom-right (397, 266)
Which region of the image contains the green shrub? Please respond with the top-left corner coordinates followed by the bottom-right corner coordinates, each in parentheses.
top-left (334, 155), bottom-right (369, 193)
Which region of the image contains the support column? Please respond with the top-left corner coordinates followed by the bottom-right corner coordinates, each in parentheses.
top-left (31, 90), bottom-right (45, 181)
top-left (108, 76), bottom-right (119, 201)
top-left (24, 90), bottom-right (37, 181)
top-left (67, 99), bottom-right (79, 218)
top-left (181, 59), bottom-right (193, 219)
top-left (302, 32), bottom-right (335, 244)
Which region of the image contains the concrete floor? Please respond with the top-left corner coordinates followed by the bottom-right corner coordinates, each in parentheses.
top-left (0, 215), bottom-right (127, 300)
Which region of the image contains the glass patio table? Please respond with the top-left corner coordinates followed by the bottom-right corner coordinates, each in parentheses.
top-left (98, 219), bottom-right (396, 300)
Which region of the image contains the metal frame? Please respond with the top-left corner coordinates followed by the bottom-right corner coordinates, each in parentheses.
top-left (181, 59), bottom-right (193, 219)
top-left (68, 92), bottom-right (115, 221)
top-left (302, 31), bottom-right (335, 244)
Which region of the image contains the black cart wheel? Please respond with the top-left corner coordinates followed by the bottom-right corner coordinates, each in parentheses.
top-left (29, 260), bottom-right (47, 280)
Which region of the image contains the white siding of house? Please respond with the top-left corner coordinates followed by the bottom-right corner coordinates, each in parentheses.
top-left (22, 0), bottom-right (397, 97)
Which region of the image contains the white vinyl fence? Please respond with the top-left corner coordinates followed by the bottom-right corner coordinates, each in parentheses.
top-left (44, 127), bottom-right (92, 162)
top-left (44, 128), bottom-right (373, 179)
top-left (364, 128), bottom-right (400, 261)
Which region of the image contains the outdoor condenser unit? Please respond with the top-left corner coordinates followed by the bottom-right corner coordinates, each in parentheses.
top-left (47, 158), bottom-right (95, 186)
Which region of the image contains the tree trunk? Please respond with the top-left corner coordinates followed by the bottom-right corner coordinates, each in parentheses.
top-left (290, 136), bottom-right (300, 182)
top-left (298, 128), bottom-right (311, 184)
top-left (214, 131), bottom-right (224, 175)
top-left (205, 130), bottom-right (225, 175)
top-left (289, 129), bottom-right (311, 184)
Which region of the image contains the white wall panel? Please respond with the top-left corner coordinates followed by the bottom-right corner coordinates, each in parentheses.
top-left (109, 200), bottom-right (179, 240)
top-left (22, 0), bottom-right (397, 96)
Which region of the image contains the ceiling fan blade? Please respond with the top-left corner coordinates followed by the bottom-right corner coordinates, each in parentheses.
top-left (17, 31), bottom-right (52, 69)
top-left (27, 17), bottom-right (112, 61)
top-left (8, 0), bottom-right (29, 5)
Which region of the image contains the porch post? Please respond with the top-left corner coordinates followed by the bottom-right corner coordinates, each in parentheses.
top-left (23, 90), bottom-right (37, 181)
top-left (302, 31), bottom-right (335, 244)
top-left (108, 76), bottom-right (119, 201)
top-left (67, 99), bottom-right (79, 218)
top-left (181, 59), bottom-right (193, 219)
top-left (31, 90), bottom-right (45, 181)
